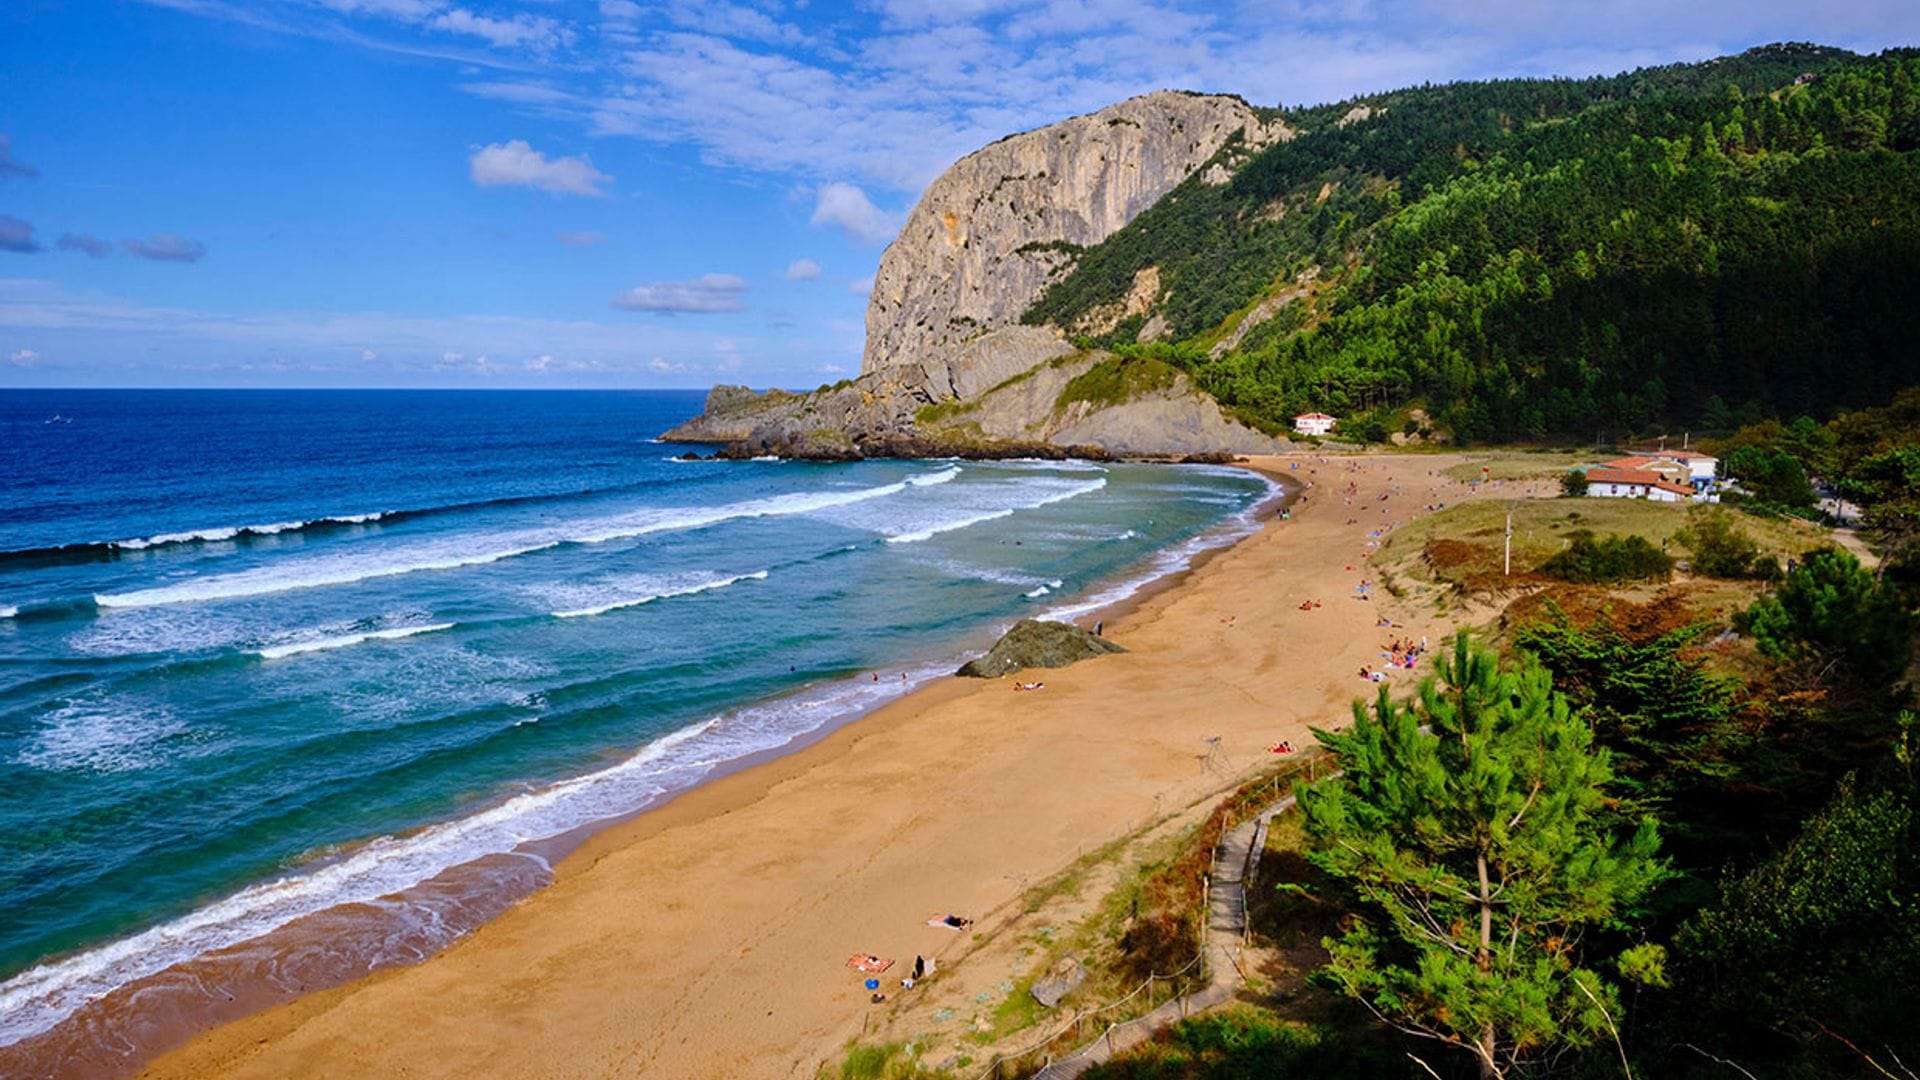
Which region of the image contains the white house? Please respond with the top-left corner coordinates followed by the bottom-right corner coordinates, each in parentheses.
top-left (1293, 412), bottom-right (1336, 436)
top-left (1635, 449), bottom-right (1719, 489)
top-left (1585, 466), bottom-right (1694, 502)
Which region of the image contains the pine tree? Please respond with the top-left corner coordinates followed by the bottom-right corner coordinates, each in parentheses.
top-left (1299, 636), bottom-right (1666, 1079)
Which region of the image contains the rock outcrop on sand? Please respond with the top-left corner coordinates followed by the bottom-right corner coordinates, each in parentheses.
top-left (956, 619), bottom-right (1124, 679)
top-left (660, 93), bottom-right (1292, 460)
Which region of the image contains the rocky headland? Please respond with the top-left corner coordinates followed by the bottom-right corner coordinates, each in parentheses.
top-left (662, 91), bottom-right (1294, 460)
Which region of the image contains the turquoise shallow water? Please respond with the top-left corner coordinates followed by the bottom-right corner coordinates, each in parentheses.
top-left (0, 389), bottom-right (1272, 1050)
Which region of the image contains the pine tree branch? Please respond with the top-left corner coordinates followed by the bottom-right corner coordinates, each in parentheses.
top-left (1680, 1043), bottom-right (1758, 1078)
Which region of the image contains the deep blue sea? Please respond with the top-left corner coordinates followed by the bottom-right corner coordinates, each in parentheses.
top-left (0, 389), bottom-right (1272, 1053)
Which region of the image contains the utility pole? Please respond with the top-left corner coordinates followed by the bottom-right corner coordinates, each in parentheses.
top-left (1505, 505), bottom-right (1514, 576)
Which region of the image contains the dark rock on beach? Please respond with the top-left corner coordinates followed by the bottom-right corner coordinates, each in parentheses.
top-left (957, 619), bottom-right (1125, 678)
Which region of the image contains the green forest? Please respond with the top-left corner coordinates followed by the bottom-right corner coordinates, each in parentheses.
top-left (1022, 44), bottom-right (1920, 442)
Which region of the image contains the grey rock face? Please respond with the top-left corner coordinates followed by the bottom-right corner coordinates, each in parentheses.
top-left (660, 92), bottom-right (1296, 460)
top-left (862, 91), bottom-right (1291, 380)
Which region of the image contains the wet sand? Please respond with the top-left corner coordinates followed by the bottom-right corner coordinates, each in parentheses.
top-left (135, 453), bottom-right (1486, 1080)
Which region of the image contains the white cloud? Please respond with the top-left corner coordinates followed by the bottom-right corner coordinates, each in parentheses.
top-left (145, 0), bottom-right (1920, 204)
top-left (613, 273), bottom-right (748, 313)
top-left (9, 347), bottom-right (40, 366)
top-left (527, 353), bottom-right (554, 370)
top-left (429, 9), bottom-right (566, 52)
top-left (647, 356), bottom-right (686, 372)
top-left (360, 347), bottom-right (378, 361)
top-left (122, 233), bottom-right (207, 262)
top-left (810, 183), bottom-right (902, 247)
top-left (557, 229), bottom-right (605, 246)
top-left (0, 278), bottom-right (801, 384)
top-left (469, 140), bottom-right (611, 196)
top-left (848, 275), bottom-right (875, 297)
top-left (784, 257), bottom-right (822, 281)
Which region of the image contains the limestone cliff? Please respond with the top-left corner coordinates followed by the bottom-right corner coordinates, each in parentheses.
top-left (862, 91), bottom-right (1291, 380)
top-left (660, 91), bottom-right (1293, 460)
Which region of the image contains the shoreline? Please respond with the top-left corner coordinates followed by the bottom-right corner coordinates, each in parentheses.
top-left (0, 460), bottom-right (1292, 1080)
top-left (121, 452), bottom-right (1486, 1080)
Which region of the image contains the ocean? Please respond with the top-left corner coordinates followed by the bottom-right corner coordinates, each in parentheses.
top-left (0, 388), bottom-right (1274, 1067)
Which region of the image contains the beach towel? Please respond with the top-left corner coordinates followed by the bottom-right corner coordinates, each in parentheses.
top-left (848, 954), bottom-right (894, 973)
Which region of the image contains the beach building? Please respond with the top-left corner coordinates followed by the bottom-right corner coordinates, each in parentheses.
top-left (1293, 412), bottom-right (1336, 436)
top-left (1584, 466), bottom-right (1695, 502)
top-left (1603, 455), bottom-right (1692, 486)
top-left (1633, 449), bottom-right (1719, 489)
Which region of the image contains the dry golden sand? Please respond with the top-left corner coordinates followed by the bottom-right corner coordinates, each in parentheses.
top-left (140, 454), bottom-right (1502, 1080)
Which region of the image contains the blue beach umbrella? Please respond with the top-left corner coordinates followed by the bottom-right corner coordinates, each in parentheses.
top-left (865, 978), bottom-right (880, 990)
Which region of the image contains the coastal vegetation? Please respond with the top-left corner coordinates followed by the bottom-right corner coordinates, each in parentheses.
top-left (1025, 45), bottom-right (1920, 442)
top-left (1299, 637), bottom-right (1666, 1079)
top-left (1083, 441), bottom-right (1920, 1079)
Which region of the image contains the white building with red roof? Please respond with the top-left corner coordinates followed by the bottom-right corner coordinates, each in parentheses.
top-left (1585, 466), bottom-right (1697, 502)
top-left (1292, 412), bottom-right (1336, 436)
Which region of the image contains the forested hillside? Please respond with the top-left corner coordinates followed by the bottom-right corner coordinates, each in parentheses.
top-left (1023, 44), bottom-right (1920, 442)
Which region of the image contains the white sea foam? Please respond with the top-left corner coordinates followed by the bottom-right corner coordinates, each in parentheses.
top-left (1039, 471), bottom-right (1285, 625)
top-left (111, 513), bottom-right (387, 551)
top-left (13, 699), bottom-right (195, 774)
top-left (253, 623), bottom-right (455, 660)
top-left (553, 571), bottom-right (767, 618)
top-left (0, 605), bottom-right (16, 619)
top-left (0, 656), bottom-right (953, 1050)
top-left (886, 508), bottom-right (1015, 544)
top-left (907, 465), bottom-right (962, 486)
top-left (874, 476), bottom-right (1107, 545)
top-left (93, 474), bottom-right (929, 609)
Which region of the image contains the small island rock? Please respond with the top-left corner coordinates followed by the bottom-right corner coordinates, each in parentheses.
top-left (957, 619), bottom-right (1124, 678)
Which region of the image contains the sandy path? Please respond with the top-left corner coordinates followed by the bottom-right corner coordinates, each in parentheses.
top-left (138, 454), bottom-right (1484, 1080)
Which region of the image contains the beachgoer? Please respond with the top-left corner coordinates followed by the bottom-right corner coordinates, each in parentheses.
top-left (914, 956), bottom-right (925, 979)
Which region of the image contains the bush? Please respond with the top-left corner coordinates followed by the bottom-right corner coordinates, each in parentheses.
top-left (1560, 469), bottom-right (1589, 497)
top-left (1538, 530), bottom-right (1673, 583)
top-left (1676, 513), bottom-right (1774, 579)
top-left (1725, 445), bottom-right (1816, 510)
top-left (1083, 1009), bottom-right (1402, 1079)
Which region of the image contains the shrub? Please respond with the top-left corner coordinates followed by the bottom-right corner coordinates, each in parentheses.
top-left (1737, 546), bottom-right (1915, 691)
top-left (1083, 1009), bottom-right (1402, 1079)
top-left (1538, 530), bottom-right (1673, 583)
top-left (1560, 468), bottom-right (1589, 497)
top-left (1676, 513), bottom-right (1773, 579)
top-left (1725, 445), bottom-right (1816, 509)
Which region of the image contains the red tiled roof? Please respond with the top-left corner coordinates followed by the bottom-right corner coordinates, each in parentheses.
top-left (1294, 412), bottom-right (1335, 420)
top-left (1588, 467), bottom-right (1663, 485)
top-left (1586, 467), bottom-right (1694, 496)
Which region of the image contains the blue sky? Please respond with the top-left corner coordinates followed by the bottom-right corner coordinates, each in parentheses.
top-left (1, 0), bottom-right (1915, 389)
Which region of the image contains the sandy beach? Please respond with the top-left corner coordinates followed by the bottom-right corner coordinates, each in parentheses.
top-left (133, 453), bottom-right (1492, 1080)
